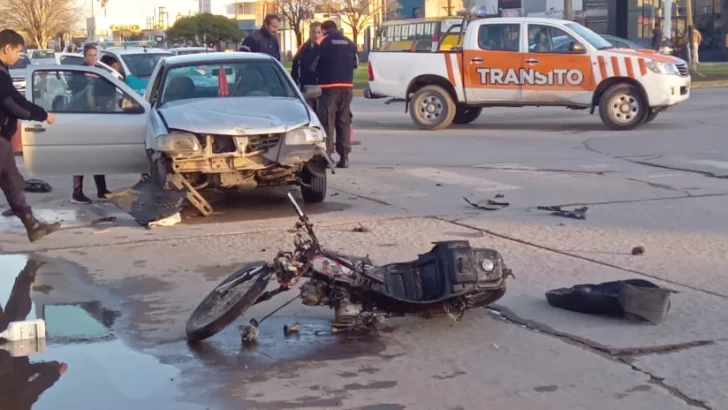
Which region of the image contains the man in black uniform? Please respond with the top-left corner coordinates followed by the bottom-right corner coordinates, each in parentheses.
top-left (311, 20), bottom-right (357, 168)
top-left (0, 29), bottom-right (61, 242)
top-left (240, 14), bottom-right (281, 61)
top-left (291, 21), bottom-right (322, 110)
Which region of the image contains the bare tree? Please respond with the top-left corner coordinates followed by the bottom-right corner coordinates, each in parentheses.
top-left (274, 0), bottom-right (317, 47)
top-left (324, 0), bottom-right (401, 45)
top-left (0, 0), bottom-right (78, 48)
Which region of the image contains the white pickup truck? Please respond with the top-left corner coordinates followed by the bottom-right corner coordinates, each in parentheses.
top-left (365, 17), bottom-right (691, 131)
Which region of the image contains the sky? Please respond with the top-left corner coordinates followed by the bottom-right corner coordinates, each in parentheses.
top-left (74, 0), bottom-right (200, 29)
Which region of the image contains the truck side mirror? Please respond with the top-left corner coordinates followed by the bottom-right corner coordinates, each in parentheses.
top-left (570, 42), bottom-right (587, 54)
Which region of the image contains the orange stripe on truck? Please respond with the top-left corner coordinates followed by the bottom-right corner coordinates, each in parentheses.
top-left (625, 57), bottom-right (635, 78)
top-left (610, 56), bottom-right (621, 76)
top-left (597, 56), bottom-right (608, 80)
top-left (638, 59), bottom-right (648, 76)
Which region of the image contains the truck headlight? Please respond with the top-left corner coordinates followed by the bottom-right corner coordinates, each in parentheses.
top-left (481, 259), bottom-right (495, 272)
top-left (154, 132), bottom-right (201, 153)
top-left (285, 127), bottom-right (325, 145)
top-left (646, 61), bottom-right (679, 76)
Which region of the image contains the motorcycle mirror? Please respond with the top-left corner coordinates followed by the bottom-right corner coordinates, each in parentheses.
top-left (287, 192), bottom-right (305, 219)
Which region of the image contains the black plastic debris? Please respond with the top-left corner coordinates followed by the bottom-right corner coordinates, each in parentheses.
top-left (464, 196), bottom-right (510, 211)
top-left (352, 223), bottom-right (370, 233)
top-left (24, 179), bottom-right (52, 193)
top-left (546, 279), bottom-right (676, 324)
top-left (1, 208), bottom-right (13, 217)
top-left (631, 246), bottom-right (645, 255)
top-left (537, 205), bottom-right (588, 220)
top-left (106, 178), bottom-right (186, 226)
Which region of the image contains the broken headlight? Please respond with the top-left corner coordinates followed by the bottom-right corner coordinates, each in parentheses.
top-left (285, 127), bottom-right (325, 145)
top-left (155, 132), bottom-right (201, 153)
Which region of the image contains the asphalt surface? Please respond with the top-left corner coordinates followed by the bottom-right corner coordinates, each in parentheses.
top-left (2, 89), bottom-right (728, 410)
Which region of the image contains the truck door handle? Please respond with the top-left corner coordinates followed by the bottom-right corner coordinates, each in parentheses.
top-left (470, 57), bottom-right (483, 63)
top-left (525, 58), bottom-right (539, 64)
top-left (24, 126), bottom-right (46, 133)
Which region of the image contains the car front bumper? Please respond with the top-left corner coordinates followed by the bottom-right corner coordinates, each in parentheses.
top-left (648, 75), bottom-right (691, 107)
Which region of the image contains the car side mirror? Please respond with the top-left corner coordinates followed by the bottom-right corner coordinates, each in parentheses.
top-left (570, 42), bottom-right (587, 54)
top-left (303, 85), bottom-right (322, 99)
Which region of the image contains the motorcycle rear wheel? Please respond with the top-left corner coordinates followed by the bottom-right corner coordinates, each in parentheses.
top-left (186, 262), bottom-right (272, 342)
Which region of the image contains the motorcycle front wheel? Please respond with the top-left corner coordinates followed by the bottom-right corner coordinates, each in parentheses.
top-left (186, 262), bottom-right (273, 342)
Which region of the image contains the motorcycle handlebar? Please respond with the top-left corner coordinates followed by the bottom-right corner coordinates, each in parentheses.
top-left (287, 192), bottom-right (305, 219)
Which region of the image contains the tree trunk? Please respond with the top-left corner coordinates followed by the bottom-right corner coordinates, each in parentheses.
top-left (352, 29), bottom-right (358, 47)
top-left (295, 29), bottom-right (303, 47)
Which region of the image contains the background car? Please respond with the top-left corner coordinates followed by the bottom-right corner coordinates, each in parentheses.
top-left (55, 52), bottom-right (124, 81)
top-left (96, 47), bottom-right (174, 94)
top-left (28, 49), bottom-right (56, 65)
top-left (168, 47), bottom-right (216, 56)
top-left (9, 52), bottom-right (32, 92)
top-left (603, 34), bottom-right (675, 55)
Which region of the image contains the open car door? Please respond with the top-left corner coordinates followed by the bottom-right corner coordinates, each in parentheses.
top-left (22, 65), bottom-right (151, 177)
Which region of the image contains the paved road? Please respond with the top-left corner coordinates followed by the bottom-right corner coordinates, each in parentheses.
top-left (1, 89), bottom-right (728, 410)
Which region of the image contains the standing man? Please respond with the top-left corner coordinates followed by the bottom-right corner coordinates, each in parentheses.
top-left (69, 44), bottom-right (111, 205)
top-left (240, 14), bottom-right (281, 61)
top-left (311, 20), bottom-right (357, 168)
top-left (651, 26), bottom-right (664, 51)
top-left (291, 22), bottom-right (322, 110)
top-left (690, 27), bottom-right (703, 66)
top-left (0, 29), bottom-right (61, 242)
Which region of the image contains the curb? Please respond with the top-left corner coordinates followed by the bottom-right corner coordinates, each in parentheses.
top-left (692, 80), bottom-right (728, 89)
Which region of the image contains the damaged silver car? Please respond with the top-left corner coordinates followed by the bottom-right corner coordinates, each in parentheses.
top-left (19, 52), bottom-right (330, 215)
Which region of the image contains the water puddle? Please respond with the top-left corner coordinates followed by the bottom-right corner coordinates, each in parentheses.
top-left (0, 255), bottom-right (208, 410)
top-left (0, 204), bottom-right (135, 233)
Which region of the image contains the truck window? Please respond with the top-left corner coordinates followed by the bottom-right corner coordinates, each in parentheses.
top-left (528, 25), bottom-right (582, 54)
top-left (477, 24), bottom-right (521, 52)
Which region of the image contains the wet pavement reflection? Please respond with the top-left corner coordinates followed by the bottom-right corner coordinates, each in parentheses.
top-left (0, 255), bottom-right (206, 410)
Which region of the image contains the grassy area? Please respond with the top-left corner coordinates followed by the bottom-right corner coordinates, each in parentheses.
top-left (282, 62), bottom-right (368, 89)
top-left (691, 62), bottom-right (728, 81)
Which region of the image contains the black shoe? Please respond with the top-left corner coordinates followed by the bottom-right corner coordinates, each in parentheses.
top-left (336, 157), bottom-right (349, 169)
top-left (71, 192), bottom-right (92, 204)
top-left (21, 213), bottom-right (61, 242)
top-left (97, 190), bottom-right (112, 200)
top-left (2, 208), bottom-right (13, 217)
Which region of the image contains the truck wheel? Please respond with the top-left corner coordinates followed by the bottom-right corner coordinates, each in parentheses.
top-left (300, 168), bottom-right (327, 203)
top-left (452, 106), bottom-right (482, 125)
top-left (643, 108), bottom-right (660, 124)
top-left (598, 83), bottom-right (647, 130)
top-left (409, 85), bottom-right (456, 130)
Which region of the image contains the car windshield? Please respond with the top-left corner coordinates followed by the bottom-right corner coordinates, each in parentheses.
top-left (161, 60), bottom-right (297, 105)
top-left (120, 53), bottom-right (171, 78)
top-left (565, 22), bottom-right (613, 50)
top-left (11, 54), bottom-right (31, 69)
top-left (31, 50), bottom-right (55, 59)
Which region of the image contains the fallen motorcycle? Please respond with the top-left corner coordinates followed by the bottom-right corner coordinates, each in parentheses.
top-left (185, 193), bottom-right (513, 342)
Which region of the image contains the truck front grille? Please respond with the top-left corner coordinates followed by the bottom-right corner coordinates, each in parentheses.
top-left (675, 62), bottom-right (689, 77)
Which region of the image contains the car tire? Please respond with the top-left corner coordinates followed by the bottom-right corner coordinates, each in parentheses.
top-left (643, 108), bottom-right (660, 124)
top-left (409, 85), bottom-right (456, 130)
top-left (452, 106), bottom-right (482, 125)
top-left (598, 83), bottom-right (648, 130)
top-left (300, 168), bottom-right (327, 203)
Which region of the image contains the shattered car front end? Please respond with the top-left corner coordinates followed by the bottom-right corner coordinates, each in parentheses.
top-left (152, 98), bottom-right (327, 191)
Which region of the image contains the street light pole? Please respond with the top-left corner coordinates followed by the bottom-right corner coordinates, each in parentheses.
top-left (563, 0), bottom-right (573, 20)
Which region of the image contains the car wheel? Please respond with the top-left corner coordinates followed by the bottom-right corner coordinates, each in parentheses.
top-left (452, 106), bottom-right (482, 125)
top-left (598, 83), bottom-right (647, 130)
top-left (300, 168), bottom-right (326, 203)
top-left (409, 85), bottom-right (456, 130)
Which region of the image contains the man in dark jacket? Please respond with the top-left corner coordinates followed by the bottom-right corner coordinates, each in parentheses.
top-left (311, 20), bottom-right (357, 168)
top-left (0, 29), bottom-right (61, 242)
top-left (651, 27), bottom-right (664, 51)
top-left (240, 14), bottom-right (281, 61)
top-left (69, 44), bottom-right (112, 205)
top-left (292, 22), bottom-right (322, 109)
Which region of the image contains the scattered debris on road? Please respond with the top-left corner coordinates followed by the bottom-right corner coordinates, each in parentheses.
top-left (632, 246), bottom-right (646, 255)
top-left (283, 322), bottom-right (300, 336)
top-left (24, 179), bottom-right (52, 193)
top-left (146, 212), bottom-right (182, 229)
top-left (463, 196), bottom-right (510, 211)
top-left (1, 208), bottom-right (13, 217)
top-left (546, 279), bottom-right (675, 324)
top-left (107, 178), bottom-right (186, 227)
top-left (537, 205), bottom-right (588, 220)
top-left (240, 319), bottom-right (260, 344)
top-left (352, 223), bottom-right (370, 232)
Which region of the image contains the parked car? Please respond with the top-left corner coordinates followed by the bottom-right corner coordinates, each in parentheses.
top-left (28, 49), bottom-right (56, 65)
top-left (603, 35), bottom-right (674, 55)
top-left (168, 47), bottom-right (216, 56)
top-left (95, 46), bottom-right (174, 94)
top-left (55, 52), bottom-right (124, 81)
top-left (19, 52), bottom-right (330, 214)
top-left (9, 53), bottom-right (32, 92)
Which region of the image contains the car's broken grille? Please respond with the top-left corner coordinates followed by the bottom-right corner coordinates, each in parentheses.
top-left (246, 133), bottom-right (282, 153)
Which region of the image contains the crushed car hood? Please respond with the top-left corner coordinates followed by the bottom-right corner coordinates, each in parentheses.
top-left (158, 97), bottom-right (310, 135)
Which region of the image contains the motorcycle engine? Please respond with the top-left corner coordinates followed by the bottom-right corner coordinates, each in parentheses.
top-left (300, 281), bottom-right (330, 306)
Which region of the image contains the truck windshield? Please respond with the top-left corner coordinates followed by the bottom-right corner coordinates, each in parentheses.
top-left (565, 23), bottom-right (613, 50)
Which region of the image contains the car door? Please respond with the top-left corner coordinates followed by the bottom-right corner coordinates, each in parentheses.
top-left (520, 23), bottom-right (594, 105)
top-left (21, 66), bottom-right (151, 177)
top-left (462, 22), bottom-right (523, 102)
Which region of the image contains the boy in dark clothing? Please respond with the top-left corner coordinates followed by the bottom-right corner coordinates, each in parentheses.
top-left (0, 29), bottom-right (61, 242)
top-left (240, 14), bottom-right (282, 61)
top-left (311, 20), bottom-right (358, 168)
top-left (70, 43), bottom-right (111, 204)
top-left (292, 22), bottom-right (323, 109)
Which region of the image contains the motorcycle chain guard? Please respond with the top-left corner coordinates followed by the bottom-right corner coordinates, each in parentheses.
top-left (374, 240), bottom-right (504, 303)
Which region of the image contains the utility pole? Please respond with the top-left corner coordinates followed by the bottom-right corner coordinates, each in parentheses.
top-left (563, 0), bottom-right (573, 20)
top-left (685, 0), bottom-right (696, 70)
